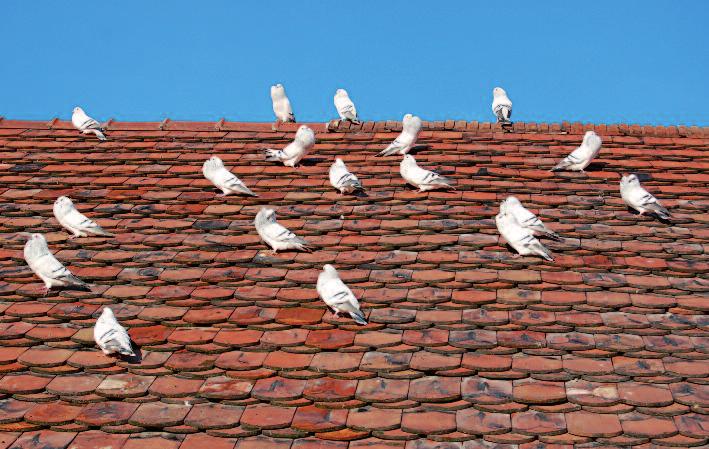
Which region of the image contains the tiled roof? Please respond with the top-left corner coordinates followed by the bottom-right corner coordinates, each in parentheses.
top-left (0, 117), bottom-right (708, 449)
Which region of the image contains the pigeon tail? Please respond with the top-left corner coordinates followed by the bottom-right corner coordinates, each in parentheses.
top-left (92, 129), bottom-right (107, 141)
top-left (263, 148), bottom-right (284, 162)
top-left (350, 310), bottom-right (368, 325)
top-left (646, 203), bottom-right (671, 220)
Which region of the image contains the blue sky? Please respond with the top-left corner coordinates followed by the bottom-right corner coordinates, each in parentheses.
top-left (2, 1), bottom-right (707, 125)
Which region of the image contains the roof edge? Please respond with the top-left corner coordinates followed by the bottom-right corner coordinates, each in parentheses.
top-left (0, 118), bottom-right (706, 138)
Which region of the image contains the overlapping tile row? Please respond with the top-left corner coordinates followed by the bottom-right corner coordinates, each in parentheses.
top-left (0, 119), bottom-right (707, 449)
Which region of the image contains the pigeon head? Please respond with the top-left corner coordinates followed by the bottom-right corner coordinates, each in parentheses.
top-left (270, 84), bottom-right (285, 97)
top-left (402, 154), bottom-right (416, 163)
top-left (54, 196), bottom-right (74, 212)
top-left (322, 264), bottom-right (338, 276)
top-left (101, 307), bottom-right (116, 318)
top-left (505, 196), bottom-right (522, 207)
top-left (582, 130), bottom-right (601, 147)
top-left (334, 157), bottom-right (345, 165)
top-left (493, 87), bottom-right (507, 98)
top-left (403, 113), bottom-right (413, 122)
top-left (335, 89), bottom-right (347, 97)
top-left (294, 125), bottom-right (315, 146)
top-left (259, 207), bottom-right (277, 221)
top-left (621, 173), bottom-right (639, 187)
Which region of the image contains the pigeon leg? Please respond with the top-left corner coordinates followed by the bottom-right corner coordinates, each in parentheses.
top-left (272, 120), bottom-right (280, 132)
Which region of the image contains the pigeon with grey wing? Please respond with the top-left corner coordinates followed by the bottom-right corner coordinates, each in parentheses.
top-left (94, 307), bottom-right (135, 356)
top-left (264, 125), bottom-right (315, 167)
top-left (400, 154), bottom-right (455, 192)
top-left (378, 114), bottom-right (422, 156)
top-left (501, 196), bottom-right (560, 240)
top-left (23, 233), bottom-right (90, 294)
top-left (72, 107), bottom-right (106, 140)
top-left (271, 83), bottom-right (295, 129)
top-left (202, 156), bottom-right (257, 196)
top-left (54, 196), bottom-right (114, 238)
top-left (254, 207), bottom-right (312, 253)
top-left (492, 87), bottom-right (512, 125)
top-left (317, 264), bottom-right (367, 325)
top-left (620, 174), bottom-right (671, 219)
top-left (495, 208), bottom-right (553, 261)
top-left (551, 131), bottom-right (602, 172)
top-left (329, 158), bottom-right (363, 194)
top-left (334, 89), bottom-right (360, 124)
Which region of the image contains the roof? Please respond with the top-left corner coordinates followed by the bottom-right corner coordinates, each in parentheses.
top-left (0, 117), bottom-right (708, 449)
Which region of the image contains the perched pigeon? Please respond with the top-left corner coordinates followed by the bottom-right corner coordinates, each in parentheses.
top-left (271, 83), bottom-right (295, 127)
top-left (53, 196), bottom-right (114, 238)
top-left (317, 264), bottom-right (367, 325)
top-left (329, 158), bottom-right (363, 194)
top-left (202, 156), bottom-right (257, 196)
top-left (94, 307), bottom-right (135, 357)
top-left (264, 125), bottom-right (315, 167)
top-left (334, 89), bottom-right (360, 124)
top-left (501, 196), bottom-right (560, 240)
top-left (72, 107), bottom-right (106, 140)
top-left (378, 114), bottom-right (422, 156)
top-left (400, 154), bottom-right (455, 192)
top-left (620, 174), bottom-right (671, 219)
top-left (492, 87), bottom-right (512, 125)
top-left (254, 207), bottom-right (312, 253)
top-left (551, 130), bottom-right (602, 172)
top-left (495, 210), bottom-right (553, 261)
top-left (23, 233), bottom-right (89, 293)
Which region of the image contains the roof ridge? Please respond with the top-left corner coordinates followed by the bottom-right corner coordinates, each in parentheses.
top-left (0, 118), bottom-right (706, 137)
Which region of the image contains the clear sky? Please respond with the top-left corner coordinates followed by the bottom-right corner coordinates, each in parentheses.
top-left (2, 1), bottom-right (707, 125)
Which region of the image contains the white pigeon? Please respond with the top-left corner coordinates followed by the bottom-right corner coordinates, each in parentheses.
top-left (551, 130), bottom-right (602, 172)
top-left (495, 210), bottom-right (553, 261)
top-left (53, 196), bottom-right (114, 238)
top-left (271, 83), bottom-right (295, 126)
top-left (23, 233), bottom-right (89, 293)
top-left (620, 174), bottom-right (671, 219)
top-left (202, 156), bottom-right (257, 196)
top-left (378, 114), bottom-right (423, 156)
top-left (400, 154), bottom-right (455, 192)
top-left (501, 196), bottom-right (560, 240)
top-left (71, 107), bottom-right (106, 140)
top-left (317, 264), bottom-right (367, 325)
top-left (329, 158), bottom-right (363, 194)
top-left (492, 87), bottom-right (512, 124)
top-left (334, 89), bottom-right (360, 124)
top-left (254, 207), bottom-right (312, 253)
top-left (94, 307), bottom-right (135, 357)
top-left (264, 125), bottom-right (315, 167)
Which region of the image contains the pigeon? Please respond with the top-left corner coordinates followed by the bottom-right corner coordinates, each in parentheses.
top-left (334, 89), bottom-right (360, 124)
top-left (271, 83), bottom-right (295, 129)
top-left (495, 210), bottom-right (554, 261)
top-left (620, 174), bottom-right (671, 219)
top-left (329, 158), bottom-right (363, 194)
top-left (501, 196), bottom-right (561, 240)
top-left (202, 156), bottom-right (257, 196)
top-left (53, 196), bottom-right (114, 238)
top-left (72, 107), bottom-right (106, 140)
top-left (400, 154), bottom-right (455, 192)
top-left (317, 264), bottom-right (367, 325)
top-left (254, 207), bottom-right (312, 253)
top-left (492, 87), bottom-right (512, 125)
top-left (551, 130), bottom-right (602, 172)
top-left (378, 114), bottom-right (422, 156)
top-left (264, 125), bottom-right (315, 167)
top-left (94, 307), bottom-right (135, 357)
top-left (23, 233), bottom-right (90, 293)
